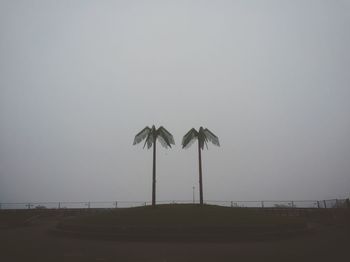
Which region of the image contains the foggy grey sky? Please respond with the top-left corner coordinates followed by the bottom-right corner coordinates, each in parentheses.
top-left (1, 0), bottom-right (349, 203)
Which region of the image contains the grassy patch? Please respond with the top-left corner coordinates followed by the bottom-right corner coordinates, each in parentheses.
top-left (63, 204), bottom-right (305, 227)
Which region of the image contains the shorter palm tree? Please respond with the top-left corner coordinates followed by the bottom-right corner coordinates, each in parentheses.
top-left (133, 125), bottom-right (175, 207)
top-left (182, 127), bottom-right (220, 206)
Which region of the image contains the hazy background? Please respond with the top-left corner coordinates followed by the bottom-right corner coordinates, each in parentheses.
top-left (1, 0), bottom-right (349, 203)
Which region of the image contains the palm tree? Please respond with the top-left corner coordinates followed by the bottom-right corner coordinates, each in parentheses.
top-left (133, 125), bottom-right (175, 207)
top-left (182, 127), bottom-right (220, 206)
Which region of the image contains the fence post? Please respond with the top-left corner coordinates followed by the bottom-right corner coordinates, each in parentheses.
top-left (323, 200), bottom-right (327, 208)
top-left (346, 199), bottom-right (350, 209)
top-left (58, 202), bottom-right (61, 209)
top-left (231, 201), bottom-right (233, 207)
top-left (88, 202), bottom-right (90, 209)
top-left (115, 201), bottom-right (118, 208)
top-left (317, 201), bottom-right (320, 208)
top-left (291, 201), bottom-right (294, 208)
top-left (261, 201), bottom-right (264, 208)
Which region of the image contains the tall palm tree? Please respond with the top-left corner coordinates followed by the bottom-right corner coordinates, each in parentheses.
top-left (182, 127), bottom-right (220, 206)
top-left (133, 125), bottom-right (175, 207)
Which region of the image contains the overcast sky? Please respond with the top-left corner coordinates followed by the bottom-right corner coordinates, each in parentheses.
top-left (1, 0), bottom-right (349, 204)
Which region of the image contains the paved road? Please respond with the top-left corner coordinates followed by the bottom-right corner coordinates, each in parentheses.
top-left (0, 216), bottom-right (349, 262)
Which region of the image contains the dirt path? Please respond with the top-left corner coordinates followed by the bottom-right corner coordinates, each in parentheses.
top-left (0, 216), bottom-right (349, 262)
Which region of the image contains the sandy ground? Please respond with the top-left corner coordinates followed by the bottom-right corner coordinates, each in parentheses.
top-left (0, 216), bottom-right (349, 262)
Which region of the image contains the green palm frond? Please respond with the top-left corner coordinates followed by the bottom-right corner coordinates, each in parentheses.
top-left (182, 127), bottom-right (220, 150)
top-left (144, 131), bottom-right (154, 149)
top-left (157, 126), bottom-right (175, 148)
top-left (133, 126), bottom-right (151, 145)
top-left (157, 131), bottom-right (171, 148)
top-left (198, 128), bottom-right (208, 150)
top-left (157, 135), bottom-right (170, 148)
top-left (203, 128), bottom-right (220, 147)
top-left (133, 125), bottom-right (175, 149)
top-left (182, 128), bottom-right (198, 149)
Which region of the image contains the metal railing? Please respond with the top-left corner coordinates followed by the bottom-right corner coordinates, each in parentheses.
top-left (0, 198), bottom-right (349, 210)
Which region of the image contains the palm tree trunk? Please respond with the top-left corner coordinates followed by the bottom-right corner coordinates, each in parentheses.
top-left (198, 140), bottom-right (203, 206)
top-left (152, 141), bottom-right (156, 207)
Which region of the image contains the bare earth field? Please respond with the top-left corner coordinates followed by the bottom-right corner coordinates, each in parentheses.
top-left (0, 207), bottom-right (349, 262)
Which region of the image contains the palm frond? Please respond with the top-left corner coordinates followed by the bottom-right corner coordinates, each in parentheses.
top-left (158, 126), bottom-right (175, 145)
top-left (198, 131), bottom-right (207, 150)
top-left (157, 129), bottom-right (173, 148)
top-left (157, 135), bottom-right (171, 148)
top-left (203, 128), bottom-right (220, 147)
top-left (133, 126), bottom-right (151, 145)
top-left (147, 132), bottom-right (155, 149)
top-left (182, 128), bottom-right (198, 149)
top-left (142, 131), bottom-right (153, 149)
